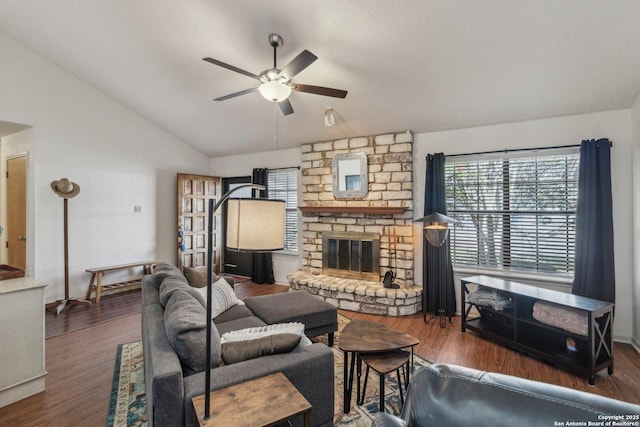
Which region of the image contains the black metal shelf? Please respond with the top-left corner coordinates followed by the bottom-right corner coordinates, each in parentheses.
top-left (461, 275), bottom-right (614, 385)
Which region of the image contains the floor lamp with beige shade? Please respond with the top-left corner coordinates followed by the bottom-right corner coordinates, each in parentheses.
top-left (47, 178), bottom-right (91, 315)
top-left (201, 183), bottom-right (285, 422)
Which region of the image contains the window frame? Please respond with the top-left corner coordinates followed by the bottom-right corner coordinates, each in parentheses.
top-left (267, 168), bottom-right (299, 254)
top-left (444, 147), bottom-right (579, 281)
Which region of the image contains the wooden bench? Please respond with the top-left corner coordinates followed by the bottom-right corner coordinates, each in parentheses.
top-left (85, 261), bottom-right (156, 304)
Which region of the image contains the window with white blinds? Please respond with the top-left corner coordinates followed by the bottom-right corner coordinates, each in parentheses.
top-left (445, 149), bottom-right (579, 276)
top-left (268, 168), bottom-right (299, 252)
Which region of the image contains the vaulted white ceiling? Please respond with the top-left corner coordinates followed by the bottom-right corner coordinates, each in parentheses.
top-left (1, 1), bottom-right (639, 157)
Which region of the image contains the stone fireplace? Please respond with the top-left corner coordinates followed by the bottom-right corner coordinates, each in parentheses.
top-left (288, 131), bottom-right (422, 316)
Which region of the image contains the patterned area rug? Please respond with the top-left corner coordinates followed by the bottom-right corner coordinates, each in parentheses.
top-left (107, 341), bottom-right (147, 427)
top-left (108, 314), bottom-right (431, 426)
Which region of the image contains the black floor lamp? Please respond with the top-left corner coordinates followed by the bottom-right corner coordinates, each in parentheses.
top-left (415, 212), bottom-right (458, 327)
top-left (202, 183), bottom-right (285, 422)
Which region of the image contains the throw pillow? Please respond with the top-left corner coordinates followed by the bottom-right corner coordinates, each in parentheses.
top-left (194, 277), bottom-right (245, 318)
top-left (184, 266), bottom-right (235, 289)
top-left (221, 333), bottom-right (302, 365)
top-left (183, 266), bottom-right (210, 288)
top-left (220, 322), bottom-right (312, 348)
top-left (164, 289), bottom-right (222, 375)
top-left (220, 322), bottom-right (312, 365)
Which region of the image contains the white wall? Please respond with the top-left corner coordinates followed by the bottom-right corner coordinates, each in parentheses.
top-left (210, 147), bottom-right (302, 284)
top-left (0, 32), bottom-right (211, 302)
top-left (631, 93), bottom-right (640, 350)
top-left (412, 110), bottom-right (634, 341)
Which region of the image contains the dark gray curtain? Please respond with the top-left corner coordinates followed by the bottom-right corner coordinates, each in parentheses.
top-left (423, 153), bottom-right (456, 317)
top-left (251, 168), bottom-right (275, 284)
top-left (572, 139), bottom-right (615, 303)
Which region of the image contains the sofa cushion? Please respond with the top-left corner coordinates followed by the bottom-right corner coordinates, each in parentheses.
top-left (194, 277), bottom-right (245, 318)
top-left (221, 333), bottom-right (302, 365)
top-left (215, 316), bottom-right (267, 336)
top-left (213, 304), bottom-right (254, 324)
top-left (159, 275), bottom-right (205, 308)
top-left (243, 291), bottom-right (337, 336)
top-left (149, 262), bottom-right (185, 290)
top-left (164, 289), bottom-right (222, 376)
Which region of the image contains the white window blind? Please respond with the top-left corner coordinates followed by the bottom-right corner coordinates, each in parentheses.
top-left (267, 168), bottom-right (299, 252)
top-left (445, 149), bottom-right (579, 276)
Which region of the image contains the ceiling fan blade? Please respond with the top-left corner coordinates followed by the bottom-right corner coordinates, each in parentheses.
top-left (293, 84), bottom-right (348, 99)
top-left (203, 57), bottom-right (260, 80)
top-left (278, 50), bottom-right (318, 80)
top-left (214, 87), bottom-right (258, 101)
top-left (278, 99), bottom-right (294, 115)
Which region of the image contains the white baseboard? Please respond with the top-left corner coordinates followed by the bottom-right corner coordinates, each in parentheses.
top-left (0, 372), bottom-right (46, 408)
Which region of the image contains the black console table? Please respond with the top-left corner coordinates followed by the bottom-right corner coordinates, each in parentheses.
top-left (461, 275), bottom-right (614, 385)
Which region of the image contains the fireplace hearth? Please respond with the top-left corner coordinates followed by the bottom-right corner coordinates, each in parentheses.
top-left (288, 270), bottom-right (422, 316)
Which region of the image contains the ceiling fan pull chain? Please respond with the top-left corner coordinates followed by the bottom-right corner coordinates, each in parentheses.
top-left (274, 101), bottom-right (279, 152)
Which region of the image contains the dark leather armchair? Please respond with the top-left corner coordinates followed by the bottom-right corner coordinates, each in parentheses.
top-left (374, 364), bottom-right (640, 427)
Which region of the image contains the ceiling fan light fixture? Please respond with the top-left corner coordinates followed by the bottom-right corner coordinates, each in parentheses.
top-left (258, 81), bottom-right (292, 102)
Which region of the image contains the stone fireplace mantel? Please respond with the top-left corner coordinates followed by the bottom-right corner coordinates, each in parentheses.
top-left (298, 206), bottom-right (408, 215)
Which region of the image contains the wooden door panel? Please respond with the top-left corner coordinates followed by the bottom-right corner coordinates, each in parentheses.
top-left (177, 173), bottom-right (221, 273)
top-left (7, 156), bottom-right (27, 269)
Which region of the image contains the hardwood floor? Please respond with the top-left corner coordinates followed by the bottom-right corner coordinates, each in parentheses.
top-left (44, 289), bottom-right (145, 339)
top-left (345, 311), bottom-right (640, 404)
top-left (2, 281), bottom-right (639, 426)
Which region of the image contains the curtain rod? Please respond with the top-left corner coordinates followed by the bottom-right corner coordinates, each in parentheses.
top-left (445, 140), bottom-right (613, 158)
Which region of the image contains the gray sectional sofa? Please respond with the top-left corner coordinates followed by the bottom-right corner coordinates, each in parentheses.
top-left (141, 262), bottom-right (335, 427)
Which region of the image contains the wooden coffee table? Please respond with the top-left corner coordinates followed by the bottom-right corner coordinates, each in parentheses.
top-left (192, 372), bottom-right (312, 427)
top-left (339, 319), bottom-right (419, 413)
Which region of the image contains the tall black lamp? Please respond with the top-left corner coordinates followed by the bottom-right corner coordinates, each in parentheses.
top-left (203, 184), bottom-right (285, 420)
top-left (415, 212), bottom-right (458, 327)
